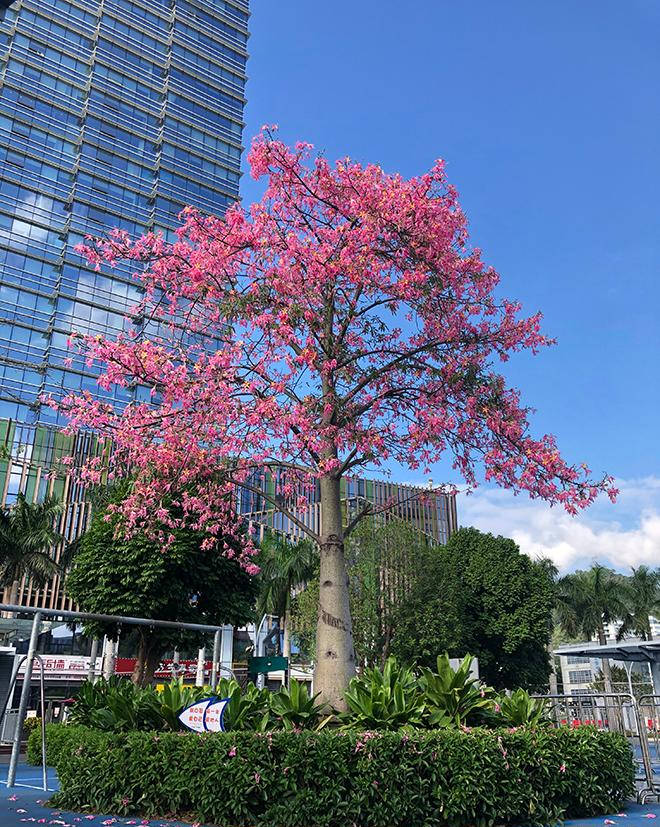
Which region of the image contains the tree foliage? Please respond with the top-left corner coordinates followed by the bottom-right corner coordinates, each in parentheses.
top-left (392, 527), bottom-right (556, 690)
top-left (55, 130), bottom-right (614, 704)
top-left (346, 518), bottom-right (432, 667)
top-left (290, 518), bottom-right (430, 666)
top-left (256, 532), bottom-right (318, 657)
top-left (555, 565), bottom-right (628, 644)
top-left (0, 493), bottom-right (65, 596)
top-left (617, 565), bottom-right (660, 640)
top-left (65, 483), bottom-right (257, 685)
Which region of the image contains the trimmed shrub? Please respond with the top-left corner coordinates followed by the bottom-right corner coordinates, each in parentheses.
top-left (21, 716), bottom-right (42, 739)
top-left (30, 724), bottom-right (634, 826)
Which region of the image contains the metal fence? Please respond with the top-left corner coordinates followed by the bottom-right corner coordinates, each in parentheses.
top-left (639, 695), bottom-right (660, 788)
top-left (535, 692), bottom-right (659, 803)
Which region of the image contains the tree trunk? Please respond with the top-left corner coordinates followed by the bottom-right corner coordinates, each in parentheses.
top-left (131, 632), bottom-right (161, 688)
top-left (547, 642), bottom-right (558, 694)
top-left (1, 579), bottom-right (20, 620)
top-left (597, 621), bottom-right (622, 731)
top-left (314, 475), bottom-right (355, 710)
top-left (283, 596), bottom-right (291, 659)
top-left (597, 623), bottom-right (614, 694)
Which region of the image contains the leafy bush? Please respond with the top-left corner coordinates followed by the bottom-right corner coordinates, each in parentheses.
top-left (342, 657), bottom-right (424, 730)
top-left (154, 678), bottom-right (209, 730)
top-left (65, 657), bottom-right (548, 735)
top-left (217, 678), bottom-right (272, 732)
top-left (66, 677), bottom-right (218, 732)
top-left (419, 653), bottom-right (494, 728)
top-left (269, 678), bottom-right (325, 730)
top-left (66, 677), bottom-right (163, 732)
top-left (494, 688), bottom-right (552, 728)
top-left (31, 723), bottom-right (634, 826)
top-left (22, 716), bottom-right (42, 739)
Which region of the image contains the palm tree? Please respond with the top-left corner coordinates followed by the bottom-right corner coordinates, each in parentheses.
top-left (555, 564), bottom-right (628, 695)
top-left (257, 533), bottom-right (318, 659)
top-left (536, 557), bottom-right (559, 692)
top-left (617, 565), bottom-right (660, 641)
top-left (0, 493), bottom-right (65, 605)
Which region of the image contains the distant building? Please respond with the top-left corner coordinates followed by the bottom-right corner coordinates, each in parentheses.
top-left (0, 0), bottom-right (248, 430)
top-left (0, 418), bottom-right (458, 610)
top-left (556, 618), bottom-right (660, 695)
top-left (238, 467), bottom-right (457, 546)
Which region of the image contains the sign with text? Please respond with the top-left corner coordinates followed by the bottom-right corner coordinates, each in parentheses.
top-left (114, 657), bottom-right (214, 679)
top-left (178, 697), bottom-right (229, 733)
top-left (16, 655), bottom-right (100, 680)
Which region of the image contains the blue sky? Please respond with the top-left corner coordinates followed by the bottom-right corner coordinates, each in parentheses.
top-left (240, 1), bottom-right (660, 568)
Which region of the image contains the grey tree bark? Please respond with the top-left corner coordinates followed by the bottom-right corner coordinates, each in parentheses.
top-left (313, 475), bottom-right (356, 710)
top-left (282, 601), bottom-right (291, 659)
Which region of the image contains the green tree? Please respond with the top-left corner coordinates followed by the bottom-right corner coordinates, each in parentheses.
top-left (256, 533), bottom-right (318, 658)
top-left (590, 664), bottom-right (652, 697)
top-left (617, 565), bottom-right (660, 641)
top-left (0, 493), bottom-right (65, 605)
top-left (555, 564), bottom-right (628, 695)
top-left (289, 518), bottom-right (431, 667)
top-left (66, 484), bottom-right (257, 686)
top-left (289, 576), bottom-right (319, 663)
top-left (347, 518), bottom-right (434, 668)
top-left (392, 527), bottom-right (556, 691)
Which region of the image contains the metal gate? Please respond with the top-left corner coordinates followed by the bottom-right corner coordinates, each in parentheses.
top-left (535, 692), bottom-right (658, 803)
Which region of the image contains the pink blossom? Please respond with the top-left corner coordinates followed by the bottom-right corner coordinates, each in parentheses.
top-left (254, 772), bottom-right (261, 785)
top-left (559, 763), bottom-right (566, 773)
top-left (57, 130), bottom-right (616, 705)
top-left (228, 746), bottom-right (237, 757)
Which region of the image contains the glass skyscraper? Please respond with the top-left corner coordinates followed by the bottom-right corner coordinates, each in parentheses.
top-left (0, 0), bottom-right (248, 458)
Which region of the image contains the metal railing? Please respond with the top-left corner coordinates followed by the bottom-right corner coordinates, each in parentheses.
top-left (0, 652), bottom-right (47, 791)
top-left (0, 603), bottom-right (233, 788)
top-left (535, 691), bottom-right (659, 803)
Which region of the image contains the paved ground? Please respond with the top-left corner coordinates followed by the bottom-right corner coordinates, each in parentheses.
top-left (0, 763), bottom-right (206, 827)
top-left (0, 761), bottom-right (658, 826)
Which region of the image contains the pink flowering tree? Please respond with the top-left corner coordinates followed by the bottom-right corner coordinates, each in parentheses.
top-left (54, 130), bottom-right (615, 708)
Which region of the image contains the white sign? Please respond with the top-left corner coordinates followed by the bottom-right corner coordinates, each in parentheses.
top-left (178, 697), bottom-right (229, 733)
top-left (203, 699), bottom-right (229, 732)
top-left (16, 655), bottom-right (101, 680)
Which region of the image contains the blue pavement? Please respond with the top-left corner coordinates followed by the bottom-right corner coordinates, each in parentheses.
top-left (0, 762), bottom-right (206, 827)
top-left (0, 761), bottom-right (658, 826)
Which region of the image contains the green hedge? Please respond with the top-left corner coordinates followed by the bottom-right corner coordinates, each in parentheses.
top-left (30, 724), bottom-right (634, 827)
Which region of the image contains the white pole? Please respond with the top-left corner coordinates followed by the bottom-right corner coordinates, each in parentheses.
top-left (195, 647), bottom-right (205, 687)
top-left (87, 638), bottom-right (99, 683)
top-left (210, 631), bottom-right (221, 689)
top-left (102, 636), bottom-right (118, 680)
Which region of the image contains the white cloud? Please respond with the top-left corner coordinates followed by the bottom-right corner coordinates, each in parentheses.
top-left (457, 477), bottom-right (660, 574)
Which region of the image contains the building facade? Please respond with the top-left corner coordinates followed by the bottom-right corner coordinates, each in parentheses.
top-left (0, 421), bottom-right (459, 610)
top-left (0, 0), bottom-right (248, 607)
top-left (0, 0), bottom-right (248, 439)
top-left (238, 468), bottom-right (458, 546)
